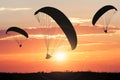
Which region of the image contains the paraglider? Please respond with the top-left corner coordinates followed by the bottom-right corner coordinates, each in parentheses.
top-left (46, 53), bottom-right (52, 59)
top-left (92, 5), bottom-right (117, 33)
top-left (34, 6), bottom-right (77, 59)
top-left (19, 44), bottom-right (22, 47)
top-left (6, 26), bottom-right (29, 47)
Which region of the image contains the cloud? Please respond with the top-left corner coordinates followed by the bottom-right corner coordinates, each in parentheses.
top-left (78, 42), bottom-right (104, 46)
top-left (0, 34), bottom-right (66, 40)
top-left (0, 7), bottom-right (32, 11)
top-left (29, 34), bottom-right (44, 39)
top-left (69, 17), bottom-right (91, 24)
top-left (26, 27), bottom-right (39, 29)
top-left (29, 34), bottom-right (66, 40)
top-left (77, 33), bottom-right (107, 37)
top-left (114, 30), bottom-right (120, 34)
top-left (0, 35), bottom-right (24, 40)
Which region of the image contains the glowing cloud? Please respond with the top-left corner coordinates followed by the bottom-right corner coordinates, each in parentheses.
top-left (0, 35), bottom-right (25, 40)
top-left (0, 34), bottom-right (66, 40)
top-left (69, 17), bottom-right (91, 24)
top-left (78, 42), bottom-right (103, 46)
top-left (29, 34), bottom-right (65, 40)
top-left (0, 7), bottom-right (32, 11)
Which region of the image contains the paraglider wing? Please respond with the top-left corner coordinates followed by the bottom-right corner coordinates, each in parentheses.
top-left (6, 27), bottom-right (29, 38)
top-left (92, 5), bottom-right (117, 25)
top-left (34, 6), bottom-right (77, 50)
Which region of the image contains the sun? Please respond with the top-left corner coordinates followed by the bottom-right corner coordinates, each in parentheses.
top-left (54, 52), bottom-right (66, 61)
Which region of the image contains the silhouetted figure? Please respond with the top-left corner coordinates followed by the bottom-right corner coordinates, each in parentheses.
top-left (46, 53), bottom-right (52, 59)
top-left (19, 44), bottom-right (22, 47)
top-left (104, 29), bottom-right (107, 33)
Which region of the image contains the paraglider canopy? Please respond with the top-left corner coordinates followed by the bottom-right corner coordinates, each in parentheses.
top-left (6, 26), bottom-right (29, 47)
top-left (6, 26), bottom-right (29, 38)
top-left (92, 5), bottom-right (117, 33)
top-left (92, 5), bottom-right (117, 25)
top-left (34, 6), bottom-right (77, 50)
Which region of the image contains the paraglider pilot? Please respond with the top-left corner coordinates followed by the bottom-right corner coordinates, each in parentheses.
top-left (104, 29), bottom-right (107, 33)
top-left (19, 44), bottom-right (22, 47)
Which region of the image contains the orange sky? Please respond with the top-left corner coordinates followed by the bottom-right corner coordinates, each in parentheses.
top-left (0, 25), bottom-right (120, 73)
top-left (0, 0), bottom-right (120, 73)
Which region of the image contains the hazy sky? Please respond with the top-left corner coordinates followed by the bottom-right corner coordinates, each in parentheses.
top-left (0, 0), bottom-right (120, 73)
top-left (0, 0), bottom-right (120, 29)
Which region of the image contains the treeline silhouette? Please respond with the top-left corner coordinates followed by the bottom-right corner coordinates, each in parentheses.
top-left (0, 71), bottom-right (120, 80)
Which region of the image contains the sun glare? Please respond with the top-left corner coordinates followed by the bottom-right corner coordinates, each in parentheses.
top-left (54, 52), bottom-right (66, 61)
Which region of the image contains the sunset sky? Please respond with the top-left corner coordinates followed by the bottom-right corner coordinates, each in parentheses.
top-left (0, 0), bottom-right (120, 73)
